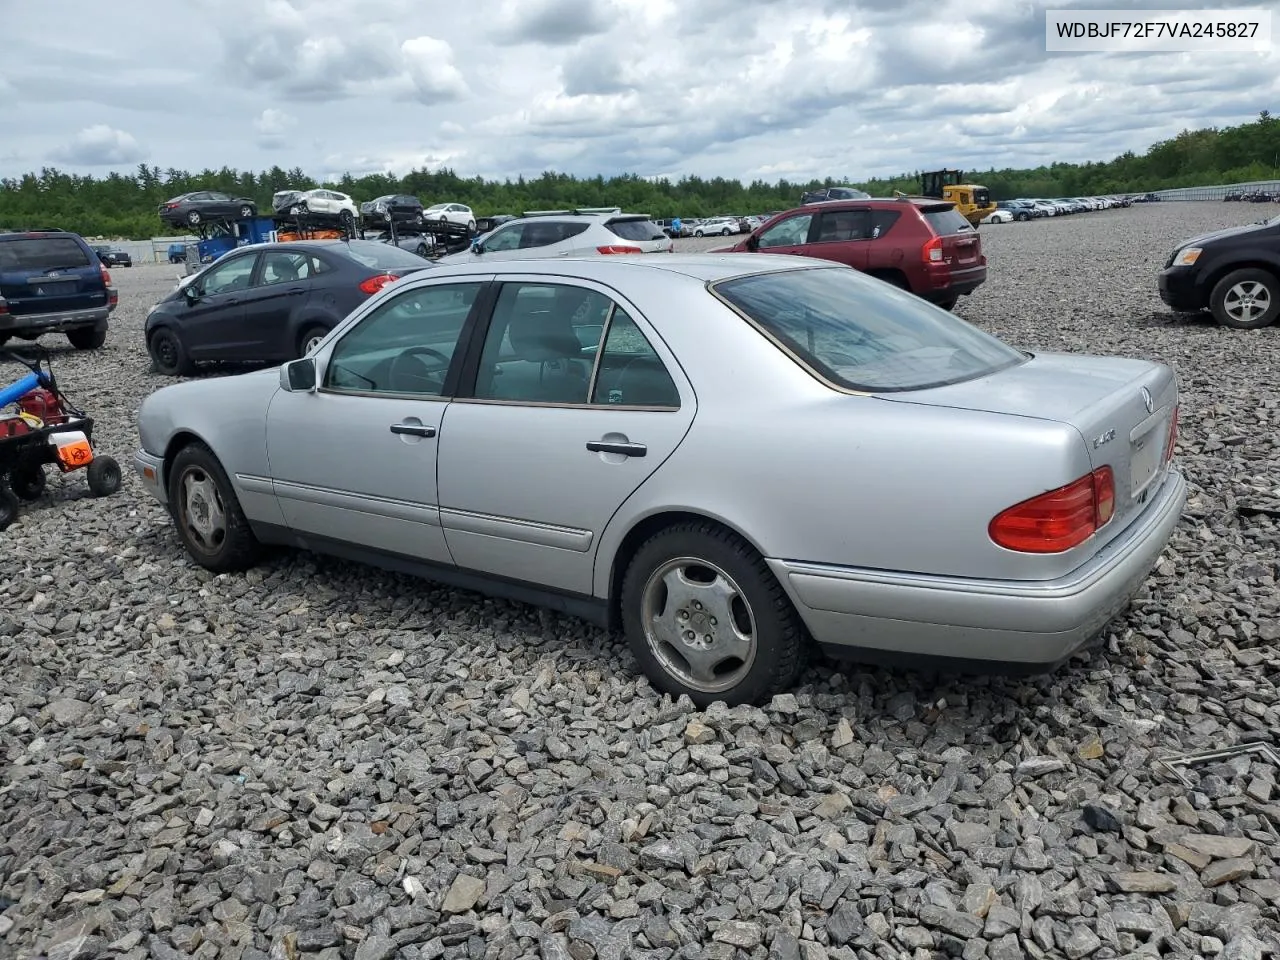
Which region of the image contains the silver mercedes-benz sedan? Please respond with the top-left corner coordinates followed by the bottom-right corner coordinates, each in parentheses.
top-left (133, 255), bottom-right (1186, 706)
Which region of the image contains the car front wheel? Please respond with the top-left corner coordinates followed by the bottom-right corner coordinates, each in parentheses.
top-left (149, 328), bottom-right (195, 376)
top-left (167, 442), bottom-right (260, 572)
top-left (621, 521), bottom-right (807, 707)
top-left (1210, 268), bottom-right (1279, 329)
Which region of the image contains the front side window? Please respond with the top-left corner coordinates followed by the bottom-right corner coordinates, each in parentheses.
top-left (712, 266), bottom-right (1025, 392)
top-left (757, 214), bottom-right (812, 249)
top-left (483, 225), bottom-right (524, 251)
top-left (324, 282), bottom-right (483, 397)
top-left (200, 255), bottom-right (257, 296)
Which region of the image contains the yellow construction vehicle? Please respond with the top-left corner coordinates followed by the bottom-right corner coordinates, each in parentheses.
top-left (919, 169), bottom-right (996, 227)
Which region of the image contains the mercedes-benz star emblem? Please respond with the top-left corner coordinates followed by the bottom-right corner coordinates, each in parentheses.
top-left (1140, 386), bottom-right (1153, 414)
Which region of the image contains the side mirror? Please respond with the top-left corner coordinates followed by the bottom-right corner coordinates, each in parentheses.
top-left (745, 234), bottom-right (760, 252)
top-left (182, 284), bottom-right (200, 303)
top-left (281, 357), bottom-right (317, 392)
top-left (471, 241), bottom-right (484, 254)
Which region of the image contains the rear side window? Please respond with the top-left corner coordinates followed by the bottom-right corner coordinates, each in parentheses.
top-left (712, 266), bottom-right (1024, 392)
top-left (608, 219), bottom-right (666, 242)
top-left (0, 237), bottom-right (91, 271)
top-left (814, 210), bottom-right (872, 242)
top-left (870, 210), bottom-right (900, 237)
top-left (921, 208), bottom-right (974, 236)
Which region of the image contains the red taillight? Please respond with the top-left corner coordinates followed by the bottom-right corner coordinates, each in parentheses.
top-left (359, 273), bottom-right (400, 295)
top-left (989, 467), bottom-right (1115, 554)
top-left (1165, 406), bottom-right (1179, 463)
top-left (0, 297), bottom-right (8, 315)
top-left (101, 266), bottom-right (112, 287)
top-left (922, 236), bottom-right (944, 263)
top-left (596, 245), bottom-right (644, 255)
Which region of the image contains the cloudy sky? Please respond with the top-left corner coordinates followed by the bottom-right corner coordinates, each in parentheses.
top-left (0, 0), bottom-right (1274, 184)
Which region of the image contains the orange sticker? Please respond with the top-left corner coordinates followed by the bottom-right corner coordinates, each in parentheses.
top-left (56, 440), bottom-right (93, 468)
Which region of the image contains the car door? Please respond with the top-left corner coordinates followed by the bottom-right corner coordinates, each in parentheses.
top-left (235, 249), bottom-right (324, 360)
top-left (436, 278), bottom-right (696, 595)
top-left (753, 212), bottom-right (815, 257)
top-left (803, 208), bottom-right (873, 270)
top-left (180, 251), bottom-right (259, 360)
top-left (264, 278), bottom-right (491, 565)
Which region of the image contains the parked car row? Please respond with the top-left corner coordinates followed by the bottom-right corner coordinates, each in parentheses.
top-left (157, 188), bottom-right (480, 234)
top-left (983, 195), bottom-right (1134, 223)
top-left (654, 215), bottom-right (769, 238)
top-left (1223, 191), bottom-right (1280, 203)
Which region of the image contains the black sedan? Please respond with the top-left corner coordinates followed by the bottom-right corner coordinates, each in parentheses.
top-left (144, 239), bottom-right (434, 376)
top-left (93, 245), bottom-right (132, 267)
top-left (159, 191), bottom-right (258, 229)
top-left (1159, 214), bottom-right (1280, 329)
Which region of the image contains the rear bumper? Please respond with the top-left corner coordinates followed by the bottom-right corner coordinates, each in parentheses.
top-left (768, 467), bottom-right (1186, 670)
top-left (0, 306), bottom-right (110, 335)
top-left (923, 262), bottom-right (987, 301)
top-left (1158, 266), bottom-right (1204, 311)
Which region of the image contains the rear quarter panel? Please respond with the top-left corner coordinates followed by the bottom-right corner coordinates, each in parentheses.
top-left (591, 268), bottom-right (1100, 592)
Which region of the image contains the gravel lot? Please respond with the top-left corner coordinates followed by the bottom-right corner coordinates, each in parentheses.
top-left (4, 202), bottom-right (1280, 960)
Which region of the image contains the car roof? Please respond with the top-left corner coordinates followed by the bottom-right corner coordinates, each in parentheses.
top-left (418, 252), bottom-right (830, 284)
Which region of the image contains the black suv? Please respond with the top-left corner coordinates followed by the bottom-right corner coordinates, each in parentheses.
top-left (0, 230), bottom-right (117, 349)
top-left (1159, 214), bottom-right (1280, 329)
top-left (801, 186), bottom-right (871, 205)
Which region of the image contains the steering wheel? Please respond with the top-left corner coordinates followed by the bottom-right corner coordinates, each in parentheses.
top-left (388, 346), bottom-right (451, 393)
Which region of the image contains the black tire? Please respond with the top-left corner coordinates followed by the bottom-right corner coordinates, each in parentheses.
top-left (466, 219), bottom-right (476, 233)
top-left (187, 210), bottom-right (202, 226)
top-left (416, 243), bottom-right (430, 258)
top-left (10, 463), bottom-right (45, 501)
top-left (935, 296), bottom-right (959, 311)
top-left (239, 204), bottom-right (254, 219)
top-left (66, 326), bottom-right (106, 350)
top-left (620, 521), bottom-right (807, 708)
top-left (0, 334), bottom-right (9, 348)
top-left (297, 324), bottom-right (329, 357)
top-left (166, 442), bottom-right (260, 572)
top-left (86, 456), bottom-right (121, 497)
top-left (1017, 212), bottom-right (1030, 221)
top-left (0, 485), bottom-right (17, 531)
top-left (149, 328), bottom-right (195, 376)
top-left (1209, 268), bottom-right (1280, 330)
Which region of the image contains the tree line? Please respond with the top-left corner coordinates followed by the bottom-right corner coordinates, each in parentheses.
top-left (1, 111), bottom-right (1276, 240)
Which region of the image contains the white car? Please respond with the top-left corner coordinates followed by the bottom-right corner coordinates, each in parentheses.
top-left (273, 189), bottom-right (360, 225)
top-left (436, 212), bottom-right (673, 265)
top-left (693, 217), bottom-right (739, 237)
top-left (981, 209), bottom-right (1014, 224)
top-left (425, 203), bottom-right (476, 232)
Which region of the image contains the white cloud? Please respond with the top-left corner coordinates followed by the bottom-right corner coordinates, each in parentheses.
top-left (253, 108), bottom-right (298, 148)
top-left (0, 0), bottom-right (1274, 182)
top-left (50, 125), bottom-right (145, 166)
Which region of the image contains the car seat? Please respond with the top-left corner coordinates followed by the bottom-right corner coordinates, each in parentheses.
top-left (505, 295), bottom-right (591, 403)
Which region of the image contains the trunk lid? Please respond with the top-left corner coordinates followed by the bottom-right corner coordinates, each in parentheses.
top-left (891, 351), bottom-right (1178, 546)
top-left (0, 235), bottom-right (107, 317)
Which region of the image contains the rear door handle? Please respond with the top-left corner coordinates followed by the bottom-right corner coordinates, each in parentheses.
top-left (390, 422), bottom-right (436, 437)
top-left (586, 440), bottom-right (646, 457)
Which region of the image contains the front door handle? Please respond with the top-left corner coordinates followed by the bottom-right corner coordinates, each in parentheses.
top-left (390, 422), bottom-right (436, 438)
top-left (586, 440), bottom-right (646, 458)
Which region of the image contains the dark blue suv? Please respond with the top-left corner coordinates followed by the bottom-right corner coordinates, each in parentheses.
top-left (0, 230), bottom-right (118, 349)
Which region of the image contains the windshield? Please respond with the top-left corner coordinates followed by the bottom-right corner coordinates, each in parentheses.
top-left (0, 237), bottom-right (92, 271)
top-left (711, 266), bottom-right (1025, 392)
top-left (338, 240), bottom-right (436, 271)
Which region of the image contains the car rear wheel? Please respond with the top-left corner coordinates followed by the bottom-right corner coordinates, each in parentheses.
top-left (466, 219), bottom-right (476, 233)
top-left (416, 243), bottom-right (430, 257)
top-left (187, 210), bottom-right (202, 226)
top-left (1210, 268), bottom-right (1279, 329)
top-left (149, 328), bottom-right (195, 376)
top-left (67, 326), bottom-right (106, 350)
top-left (0, 485), bottom-right (18, 532)
top-left (238, 204), bottom-right (254, 219)
top-left (621, 521), bottom-right (807, 707)
top-left (168, 442), bottom-right (260, 572)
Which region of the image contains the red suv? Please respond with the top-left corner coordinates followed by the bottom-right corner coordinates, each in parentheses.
top-left (717, 198), bottom-right (987, 310)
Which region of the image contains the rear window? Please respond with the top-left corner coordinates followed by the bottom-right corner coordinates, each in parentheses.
top-left (711, 266), bottom-right (1024, 392)
top-left (0, 237), bottom-right (92, 271)
top-left (921, 208), bottom-right (974, 236)
top-left (339, 240), bottom-right (437, 271)
top-left (608, 219), bottom-right (666, 242)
